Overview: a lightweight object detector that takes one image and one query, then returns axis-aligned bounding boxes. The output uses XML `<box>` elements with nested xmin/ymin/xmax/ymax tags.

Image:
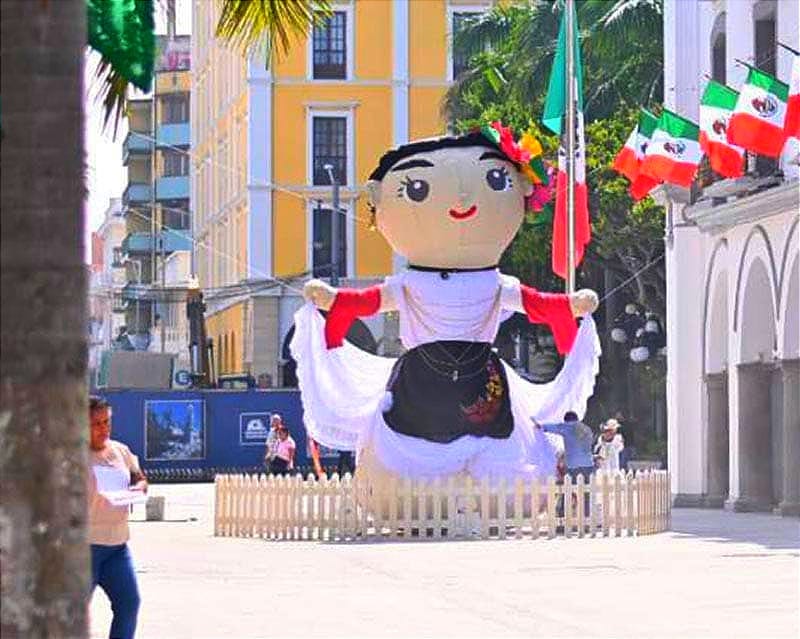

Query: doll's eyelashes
<box><xmin>397</xmin><ymin>176</ymin><xmax>430</xmax><ymax>203</ymax></box>
<box><xmin>486</xmin><ymin>166</ymin><xmax>512</xmax><ymax>192</ymax></box>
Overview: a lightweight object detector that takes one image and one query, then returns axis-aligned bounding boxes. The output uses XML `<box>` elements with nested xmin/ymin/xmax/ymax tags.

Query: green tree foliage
<box><xmin>445</xmin><ymin>0</ymin><xmax>665</xmax><ymax>312</ymax></box>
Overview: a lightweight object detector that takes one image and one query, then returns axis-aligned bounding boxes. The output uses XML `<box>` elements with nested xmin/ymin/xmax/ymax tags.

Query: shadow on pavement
<box><xmin>669</xmin><ymin>507</ymin><xmax>800</xmax><ymax>551</ymax></box>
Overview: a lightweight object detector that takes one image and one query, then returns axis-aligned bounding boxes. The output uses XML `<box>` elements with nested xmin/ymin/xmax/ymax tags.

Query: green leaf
<box><xmin>215</xmin><ymin>0</ymin><xmax>333</xmax><ymax>65</ymax></box>
<box><xmin>483</xmin><ymin>66</ymin><xmax>507</xmax><ymax>94</ymax></box>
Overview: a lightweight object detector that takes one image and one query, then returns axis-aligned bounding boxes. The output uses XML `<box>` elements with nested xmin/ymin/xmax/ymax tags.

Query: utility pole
<box><xmin>565</xmin><ymin>0</ymin><xmax>576</xmax><ymax>295</ymax></box>
<box><xmin>324</xmin><ymin>163</ymin><xmax>341</xmax><ymax>287</ymax></box>
<box><xmin>158</xmin><ymin>0</ymin><xmax>176</xmax><ymax>354</ymax></box>
<box><xmin>160</xmin><ymin>234</ymin><xmax>166</xmax><ymax>353</ymax></box>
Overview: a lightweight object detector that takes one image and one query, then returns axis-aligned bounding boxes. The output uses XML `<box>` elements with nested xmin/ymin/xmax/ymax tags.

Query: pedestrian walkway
<box><xmin>91</xmin><ymin>483</ymin><xmax>799</xmax><ymax>639</ymax></box>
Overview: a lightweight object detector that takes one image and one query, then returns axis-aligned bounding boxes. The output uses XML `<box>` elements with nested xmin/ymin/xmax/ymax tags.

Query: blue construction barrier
<box><xmin>98</xmin><ymin>389</ymin><xmax>314</xmax><ymax>481</ymax></box>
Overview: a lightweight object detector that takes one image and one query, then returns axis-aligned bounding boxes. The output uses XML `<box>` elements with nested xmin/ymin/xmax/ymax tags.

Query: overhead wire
<box><xmin>125</xmin><ymin>130</ymin><xmax>374</xmax><ymax>226</ymax></box>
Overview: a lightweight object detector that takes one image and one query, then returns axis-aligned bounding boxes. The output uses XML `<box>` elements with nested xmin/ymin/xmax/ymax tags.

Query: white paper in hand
<box><xmin>93</xmin><ymin>465</ymin><xmax>147</xmax><ymax>507</ymax></box>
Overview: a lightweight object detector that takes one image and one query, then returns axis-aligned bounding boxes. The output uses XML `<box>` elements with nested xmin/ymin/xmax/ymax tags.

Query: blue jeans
<box><xmin>90</xmin><ymin>544</ymin><xmax>140</xmax><ymax>639</ymax></box>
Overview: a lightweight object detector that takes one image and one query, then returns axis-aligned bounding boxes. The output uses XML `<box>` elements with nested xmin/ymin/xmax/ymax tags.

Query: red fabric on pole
<box><xmin>324</xmin><ymin>286</ymin><xmax>382</xmax><ymax>349</ymax></box>
<box><xmin>520</xmin><ymin>285</ymin><xmax>577</xmax><ymax>355</ymax></box>
<box><xmin>552</xmin><ymin>169</ymin><xmax>590</xmax><ymax>280</ymax></box>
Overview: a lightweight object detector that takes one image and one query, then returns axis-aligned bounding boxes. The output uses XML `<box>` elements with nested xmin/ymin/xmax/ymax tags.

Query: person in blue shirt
<box><xmin>543</xmin><ymin>411</ymin><xmax>595</xmax><ymax>481</ymax></box>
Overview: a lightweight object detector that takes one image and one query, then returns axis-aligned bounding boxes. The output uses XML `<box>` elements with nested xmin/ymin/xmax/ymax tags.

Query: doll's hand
<box><xmin>303</xmin><ymin>279</ymin><xmax>337</xmax><ymax>310</ymax></box>
<box><xmin>569</xmin><ymin>289</ymin><xmax>598</xmax><ymax>317</ymax></box>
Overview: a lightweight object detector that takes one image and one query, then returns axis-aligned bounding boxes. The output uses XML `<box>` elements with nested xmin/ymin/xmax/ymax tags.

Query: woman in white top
<box><xmin>87</xmin><ymin>396</ymin><xmax>147</xmax><ymax>639</ymax></box>
<box><xmin>294</xmin><ymin>126</ymin><xmax>600</xmax><ymax>485</ymax></box>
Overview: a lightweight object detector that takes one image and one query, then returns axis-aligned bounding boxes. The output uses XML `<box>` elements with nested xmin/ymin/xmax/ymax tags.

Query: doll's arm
<box><xmin>519</xmin><ymin>285</ymin><xmax>579</xmax><ymax>355</ymax></box>
<box><xmin>506</xmin><ymin>280</ymin><xmax>598</xmax><ymax>354</ymax></box>
<box><xmin>303</xmin><ymin>279</ymin><xmax>395</xmax><ymax>349</ymax></box>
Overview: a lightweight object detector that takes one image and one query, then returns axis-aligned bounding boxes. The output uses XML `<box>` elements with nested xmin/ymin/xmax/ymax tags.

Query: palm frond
<box><xmin>93</xmin><ymin>55</ymin><xmax>129</xmax><ymax>139</ymax></box>
<box><xmin>216</xmin><ymin>0</ymin><xmax>333</xmax><ymax>64</ymax></box>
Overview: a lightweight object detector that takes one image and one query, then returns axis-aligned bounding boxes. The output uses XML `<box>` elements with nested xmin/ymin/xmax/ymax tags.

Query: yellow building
<box><xmin>192</xmin><ymin>0</ymin><xmax>492</xmax><ymax>384</ymax></box>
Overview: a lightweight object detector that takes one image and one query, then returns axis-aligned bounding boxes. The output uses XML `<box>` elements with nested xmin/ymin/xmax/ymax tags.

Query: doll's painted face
<box><xmin>368</xmin><ymin>144</ymin><xmax>532</xmax><ymax>268</ymax></box>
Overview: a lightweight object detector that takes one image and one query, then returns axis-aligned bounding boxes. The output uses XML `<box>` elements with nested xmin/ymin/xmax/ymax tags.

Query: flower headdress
<box><xmin>480</xmin><ymin>121</ymin><xmax>550</xmax><ymax>186</ymax></box>
<box><xmin>480</xmin><ymin>121</ymin><xmax>553</xmax><ymax>211</ymax></box>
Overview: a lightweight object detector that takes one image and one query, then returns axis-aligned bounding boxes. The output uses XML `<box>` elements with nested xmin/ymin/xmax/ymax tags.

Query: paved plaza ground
<box><xmin>90</xmin><ymin>483</ymin><xmax>799</xmax><ymax>639</ymax></box>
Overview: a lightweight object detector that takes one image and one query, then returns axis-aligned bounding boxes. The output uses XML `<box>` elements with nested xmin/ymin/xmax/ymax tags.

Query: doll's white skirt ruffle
<box><xmin>290</xmin><ymin>302</ymin><xmax>601</xmax><ymax>483</ymax></box>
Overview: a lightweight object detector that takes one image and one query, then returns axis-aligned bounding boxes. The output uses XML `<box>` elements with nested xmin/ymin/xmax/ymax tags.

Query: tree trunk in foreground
<box><xmin>1</xmin><ymin>1</ymin><xmax>89</xmax><ymax>637</ymax></box>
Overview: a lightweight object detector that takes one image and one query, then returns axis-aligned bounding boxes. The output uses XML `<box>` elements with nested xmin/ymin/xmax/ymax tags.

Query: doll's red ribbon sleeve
<box><xmin>520</xmin><ymin>285</ymin><xmax>577</xmax><ymax>355</ymax></box>
<box><xmin>324</xmin><ymin>286</ymin><xmax>382</xmax><ymax>349</ymax></box>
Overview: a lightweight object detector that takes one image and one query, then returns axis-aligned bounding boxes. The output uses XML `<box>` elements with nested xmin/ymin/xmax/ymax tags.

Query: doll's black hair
<box><xmin>367</xmin><ymin>131</ymin><xmax>519</xmax><ymax>182</ymax></box>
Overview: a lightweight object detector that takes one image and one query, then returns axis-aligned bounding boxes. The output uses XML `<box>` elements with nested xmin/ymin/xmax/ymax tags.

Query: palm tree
<box><xmin>216</xmin><ymin>0</ymin><xmax>332</xmax><ymax>62</ymax></box>
<box><xmin>445</xmin><ymin>0</ymin><xmax>663</xmax><ymax>124</ymax></box>
<box><xmin>1</xmin><ymin>1</ymin><xmax>90</xmax><ymax>637</ymax></box>
<box><xmin>1</xmin><ymin>2</ymin><xmax>337</xmax><ymax>636</ymax></box>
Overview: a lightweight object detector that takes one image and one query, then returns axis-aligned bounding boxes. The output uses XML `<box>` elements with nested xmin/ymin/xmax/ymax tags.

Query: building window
<box><xmin>161</xmin><ymin>93</ymin><xmax>189</xmax><ymax>124</ymax></box>
<box><xmin>452</xmin><ymin>12</ymin><xmax>478</xmax><ymax>80</ymax></box>
<box><xmin>754</xmin><ymin>12</ymin><xmax>776</xmax><ymax>75</ymax></box>
<box><xmin>312</xmin><ymin>116</ymin><xmax>347</xmax><ymax>185</ymax></box>
<box><xmin>313</xmin><ymin>11</ymin><xmax>347</xmax><ymax>79</ymax></box>
<box><xmin>753</xmin><ymin>4</ymin><xmax>777</xmax><ymax>175</ymax></box>
<box><xmin>710</xmin><ymin>13</ymin><xmax>726</xmax><ymax>83</ymax></box>
<box><xmin>312</xmin><ymin>204</ymin><xmax>347</xmax><ymax>278</ymax></box>
<box><xmin>163</xmin><ymin>150</ymin><xmax>189</xmax><ymax>177</ymax></box>
<box><xmin>161</xmin><ymin>200</ymin><xmax>189</xmax><ymax>230</ymax></box>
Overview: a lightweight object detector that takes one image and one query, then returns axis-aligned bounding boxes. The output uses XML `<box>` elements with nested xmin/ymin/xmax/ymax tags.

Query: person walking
<box><xmin>88</xmin><ymin>396</ymin><xmax>147</xmax><ymax>639</ymax></box>
<box><xmin>269</xmin><ymin>426</ymin><xmax>296</xmax><ymax>476</ymax></box>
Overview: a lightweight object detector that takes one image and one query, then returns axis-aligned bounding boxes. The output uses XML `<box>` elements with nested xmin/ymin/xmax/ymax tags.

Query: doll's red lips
<box><xmin>449</xmin><ymin>205</ymin><xmax>477</xmax><ymax>220</ymax></box>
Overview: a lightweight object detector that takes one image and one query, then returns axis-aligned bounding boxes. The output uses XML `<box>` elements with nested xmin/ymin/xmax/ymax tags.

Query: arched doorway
<box><xmin>736</xmin><ymin>257</ymin><xmax>778</xmax><ymax>511</ymax></box>
<box><xmin>280</xmin><ymin>312</ymin><xmax>378</xmax><ymax>388</ymax></box>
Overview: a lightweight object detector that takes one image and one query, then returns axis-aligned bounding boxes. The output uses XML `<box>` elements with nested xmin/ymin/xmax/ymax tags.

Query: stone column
<box><xmin>728</xmin><ymin>362</ymin><xmax>774</xmax><ymax>512</ymax></box>
<box><xmin>705</xmin><ymin>372</ymin><xmax>729</xmax><ymax>508</ymax></box>
<box><xmin>779</xmin><ymin>359</ymin><xmax>800</xmax><ymax>516</ymax></box>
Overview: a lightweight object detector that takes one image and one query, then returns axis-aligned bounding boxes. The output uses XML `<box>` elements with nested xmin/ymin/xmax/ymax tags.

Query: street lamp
<box><xmin>323</xmin><ymin>163</ymin><xmax>341</xmax><ymax>287</ymax></box>
<box><xmin>609</xmin><ymin>304</ymin><xmax>666</xmax><ymax>362</ymax></box>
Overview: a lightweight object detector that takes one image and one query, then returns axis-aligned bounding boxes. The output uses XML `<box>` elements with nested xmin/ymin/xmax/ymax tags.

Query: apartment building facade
<box><xmin>119</xmin><ymin>34</ymin><xmax>193</xmax><ymax>356</ymax></box>
<box><xmin>88</xmin><ymin>198</ymin><xmax>127</xmax><ymax>382</ymax></box>
<box><xmin>192</xmin><ymin>0</ymin><xmax>492</xmax><ymax>384</ymax></box>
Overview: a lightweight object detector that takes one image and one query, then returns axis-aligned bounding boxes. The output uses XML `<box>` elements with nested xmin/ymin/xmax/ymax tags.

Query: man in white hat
<box><xmin>594</xmin><ymin>418</ymin><xmax>624</xmax><ymax>473</ymax></box>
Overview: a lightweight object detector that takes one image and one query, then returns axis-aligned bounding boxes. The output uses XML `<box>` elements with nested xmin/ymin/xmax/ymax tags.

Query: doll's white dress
<box><xmin>290</xmin><ymin>268</ymin><xmax>600</xmax><ymax>483</ymax></box>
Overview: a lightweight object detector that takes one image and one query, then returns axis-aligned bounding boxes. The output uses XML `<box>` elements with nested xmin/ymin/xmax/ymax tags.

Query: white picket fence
<box><xmin>214</xmin><ymin>470</ymin><xmax>671</xmax><ymax>541</ymax></box>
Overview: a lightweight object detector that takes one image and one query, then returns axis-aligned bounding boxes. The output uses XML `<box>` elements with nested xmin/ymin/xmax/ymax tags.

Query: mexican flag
<box><xmin>542</xmin><ymin>2</ymin><xmax>590</xmax><ymax>281</ymax></box>
<box><xmin>628</xmin><ymin>110</ymin><xmax>661</xmax><ymax>200</ymax></box>
<box><xmin>700</xmin><ymin>80</ymin><xmax>744</xmax><ymax>178</ymax></box>
<box><xmin>640</xmin><ymin>110</ymin><xmax>702</xmax><ymax>188</ymax></box>
<box><xmin>786</xmin><ymin>54</ymin><xmax>800</xmax><ymax>138</ymax></box>
<box><xmin>727</xmin><ymin>66</ymin><xmax>789</xmax><ymax>158</ymax></box>
<box><xmin>613</xmin><ymin>124</ymin><xmax>642</xmax><ymax>182</ymax></box>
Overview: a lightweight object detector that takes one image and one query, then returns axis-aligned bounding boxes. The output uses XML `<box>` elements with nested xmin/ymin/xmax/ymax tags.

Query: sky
<box><xmin>84</xmin><ymin>0</ymin><xmax>192</xmax><ymax>262</ymax></box>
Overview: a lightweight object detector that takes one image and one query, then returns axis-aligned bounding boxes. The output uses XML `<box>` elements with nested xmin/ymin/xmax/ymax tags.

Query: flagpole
<box><xmin>565</xmin><ymin>0</ymin><xmax>576</xmax><ymax>294</ymax></box>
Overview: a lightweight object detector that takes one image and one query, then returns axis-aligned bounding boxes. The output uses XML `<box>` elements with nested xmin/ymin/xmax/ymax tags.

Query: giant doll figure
<box><xmin>292</xmin><ymin>124</ymin><xmax>600</xmax><ymax>485</ymax></box>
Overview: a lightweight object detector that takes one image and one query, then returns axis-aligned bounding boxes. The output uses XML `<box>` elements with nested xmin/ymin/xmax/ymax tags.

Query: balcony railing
<box><xmin>156</xmin><ymin>122</ymin><xmax>190</xmax><ymax>148</ymax></box>
<box><xmin>122</xmin><ymin>182</ymin><xmax>152</xmax><ymax>206</ymax></box>
<box><xmin>122</xmin><ymin>131</ymin><xmax>152</xmax><ymax>165</ymax></box>
<box><xmin>156</xmin><ymin>175</ymin><xmax>189</xmax><ymax>200</ymax></box>
<box><xmin>120</xmin><ymin>230</ymin><xmax>192</xmax><ymax>256</ymax></box>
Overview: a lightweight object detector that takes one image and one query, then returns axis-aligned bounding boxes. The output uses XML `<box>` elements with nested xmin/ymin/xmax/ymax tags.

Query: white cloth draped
<box><xmin>290</xmin><ymin>301</ymin><xmax>601</xmax><ymax>482</ymax></box>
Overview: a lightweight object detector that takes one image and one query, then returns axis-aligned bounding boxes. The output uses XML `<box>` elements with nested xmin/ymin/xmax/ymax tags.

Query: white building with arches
<box><xmin>662</xmin><ymin>0</ymin><xmax>799</xmax><ymax>515</ymax></box>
